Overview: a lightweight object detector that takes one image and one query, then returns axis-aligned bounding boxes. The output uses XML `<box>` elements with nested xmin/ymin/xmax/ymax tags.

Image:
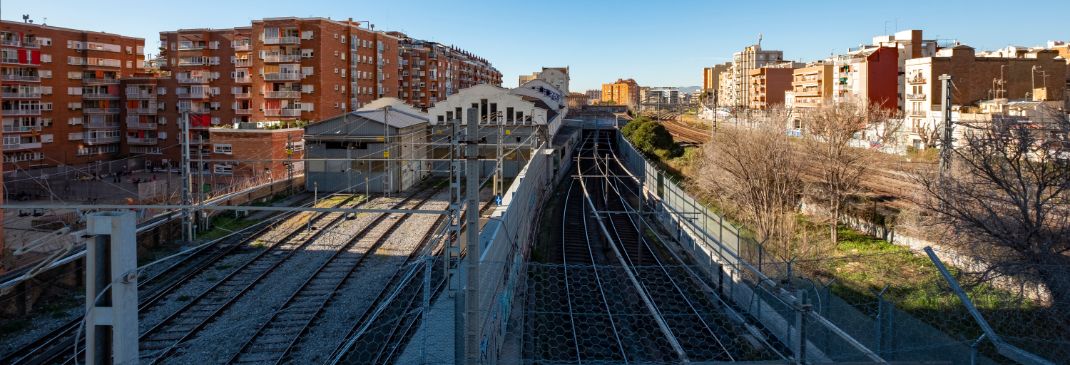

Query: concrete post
<box><xmin>85</xmin><ymin>211</ymin><xmax>138</xmax><ymax>365</ymax></box>
<box><xmin>464</xmin><ymin>107</ymin><xmax>482</xmax><ymax>364</ymax></box>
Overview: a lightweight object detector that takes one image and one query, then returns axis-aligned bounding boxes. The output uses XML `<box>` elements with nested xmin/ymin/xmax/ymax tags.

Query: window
<box><xmin>213</xmin><ymin>164</ymin><xmax>233</xmax><ymax>175</ymax></box>
<box><xmin>213</xmin><ymin>144</ymin><xmax>232</xmax><ymax>154</ymax></box>
<box><xmin>41</xmin><ymin>54</ymin><xmax>51</xmax><ymax>63</ymax></box>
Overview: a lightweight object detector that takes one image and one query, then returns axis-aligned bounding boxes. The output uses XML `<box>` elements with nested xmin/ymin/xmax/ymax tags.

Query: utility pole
<box><xmin>449</xmin><ymin>106</ymin><xmax>463</xmax><ymax>364</ymax></box>
<box><xmin>456</xmin><ymin>107</ymin><xmax>481</xmax><ymax>365</ymax></box>
<box><xmin>196</xmin><ymin>134</ymin><xmax>205</xmax><ymax>231</ymax></box>
<box><xmin>383</xmin><ymin>105</ymin><xmax>392</xmax><ymax>196</ymax></box>
<box><xmin>494</xmin><ymin>111</ymin><xmax>504</xmax><ymax>199</ymax></box>
<box><xmin>180</xmin><ymin>111</ymin><xmax>193</xmax><ymax>244</ymax></box>
<box><xmin>938</xmin><ymin>74</ymin><xmax>953</xmax><ymax>178</ymax></box>
<box><xmin>286</xmin><ymin>134</ymin><xmax>294</xmax><ymax>196</ymax></box>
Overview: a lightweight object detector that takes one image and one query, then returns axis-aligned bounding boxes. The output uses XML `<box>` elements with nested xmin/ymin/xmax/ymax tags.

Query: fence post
<box><xmin>794</xmin><ymin>289</ymin><xmax>810</xmax><ymax>364</ymax></box>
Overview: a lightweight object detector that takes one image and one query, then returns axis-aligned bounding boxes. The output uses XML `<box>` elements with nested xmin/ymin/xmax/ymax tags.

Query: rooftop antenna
<box><xmin>22</xmin><ymin>14</ymin><xmax>29</xmax><ymax>23</ymax></box>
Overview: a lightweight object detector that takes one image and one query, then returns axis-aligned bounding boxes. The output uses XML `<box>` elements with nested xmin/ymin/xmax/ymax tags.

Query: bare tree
<box><xmin>919</xmin><ymin>107</ymin><xmax>1070</xmax><ymax>311</ymax></box>
<box><xmin>696</xmin><ymin>107</ymin><xmax>810</xmax><ymax>260</ymax></box>
<box><xmin>800</xmin><ymin>99</ymin><xmax>897</xmax><ymax>244</ymax></box>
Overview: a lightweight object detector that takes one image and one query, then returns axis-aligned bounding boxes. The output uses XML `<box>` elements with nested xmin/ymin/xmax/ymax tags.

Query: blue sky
<box><xmin>3</xmin><ymin>0</ymin><xmax>1067</xmax><ymax>91</ymax></box>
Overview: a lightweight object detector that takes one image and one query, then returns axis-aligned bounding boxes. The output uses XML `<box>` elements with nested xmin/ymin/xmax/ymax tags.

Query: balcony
<box><xmin>177</xmin><ymin>44</ymin><xmax>205</xmax><ymax>51</ymax></box>
<box><xmin>126</xmin><ymin>136</ymin><xmax>158</xmax><ymax>145</ymax></box>
<box><xmin>234</xmin><ymin>108</ymin><xmax>252</xmax><ymax>115</ymax></box>
<box><xmin>126</xmin><ymin>121</ymin><xmax>158</xmax><ymax>130</ymax></box>
<box><xmin>1</xmin><ymin>109</ymin><xmax>41</xmax><ymax>116</ymax></box>
<box><xmin>83</xmin><ymin>78</ymin><xmax>121</xmax><ymax>85</ymax></box>
<box><xmin>906</xmin><ymin>93</ymin><xmax>926</xmax><ymax>101</ymax></box>
<box><xmin>84</xmin><ymin>136</ymin><xmax>121</xmax><ymax>145</ymax></box>
<box><xmin>85</xmin><ymin>120</ymin><xmax>121</xmax><ymax>129</ymax></box>
<box><xmin>83</xmin><ymin>107</ymin><xmax>121</xmax><ymax>114</ymax></box>
<box><xmin>82</xmin><ymin>93</ymin><xmax>120</xmax><ymax>100</ymax></box>
<box><xmin>908</xmin><ymin>75</ymin><xmax>927</xmax><ymax>85</ymax></box>
<box><xmin>3</xmin><ymin>125</ymin><xmax>41</xmax><ymax>133</ymax></box>
<box><xmin>263</xmin><ymin>72</ymin><xmax>302</xmax><ymax>81</ymax></box>
<box><xmin>180</xmin><ymin>90</ymin><xmax>211</xmax><ymax>99</ymax></box>
<box><xmin>1</xmin><ymin>58</ymin><xmax>39</xmax><ymax>66</ymax></box>
<box><xmin>1</xmin><ymin>90</ymin><xmax>41</xmax><ymax>98</ymax></box>
<box><xmin>0</xmin><ymin>38</ymin><xmax>38</xmax><ymax>48</ymax></box>
<box><xmin>261</xmin><ymin>36</ymin><xmax>301</xmax><ymax>45</ymax></box>
<box><xmin>262</xmin><ymin>54</ymin><xmax>301</xmax><ymax>63</ymax></box>
<box><xmin>128</xmin><ymin>105</ymin><xmax>158</xmax><ymax>114</ymax></box>
<box><xmin>234</xmin><ymin>59</ymin><xmax>253</xmax><ymax>67</ymax></box>
<box><xmin>908</xmin><ymin>110</ymin><xmax>928</xmax><ymax>118</ymax></box>
<box><xmin>264</xmin><ymin>90</ymin><xmax>301</xmax><ymax>98</ymax></box>
<box><xmin>233</xmin><ymin>92</ymin><xmax>251</xmax><ymax>99</ymax></box>
<box><xmin>234</xmin><ymin>76</ymin><xmax>252</xmax><ymax>83</ymax></box>
<box><xmin>263</xmin><ymin>108</ymin><xmax>302</xmax><ymax>117</ymax></box>
<box><xmin>1</xmin><ymin>74</ymin><xmax>41</xmax><ymax>82</ymax></box>
<box><xmin>233</xmin><ymin>43</ymin><xmax>251</xmax><ymax>51</ymax></box>
<box><xmin>3</xmin><ymin>141</ymin><xmax>42</xmax><ymax>150</ymax></box>
<box><xmin>177</xmin><ymin>75</ymin><xmax>210</xmax><ymax>84</ymax></box>
<box><xmin>126</xmin><ymin>91</ymin><xmax>156</xmax><ymax>99</ymax></box>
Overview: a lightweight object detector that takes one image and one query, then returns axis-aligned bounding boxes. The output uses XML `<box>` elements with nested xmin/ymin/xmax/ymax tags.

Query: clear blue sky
<box><xmin>3</xmin><ymin>0</ymin><xmax>1067</xmax><ymax>91</ymax></box>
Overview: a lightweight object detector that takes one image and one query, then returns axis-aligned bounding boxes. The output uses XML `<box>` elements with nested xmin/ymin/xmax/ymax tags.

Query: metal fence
<box><xmin>614</xmin><ymin>131</ymin><xmax>1065</xmax><ymax>364</ymax></box>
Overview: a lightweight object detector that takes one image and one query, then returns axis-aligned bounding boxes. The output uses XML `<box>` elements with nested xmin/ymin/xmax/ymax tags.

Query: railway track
<box><xmin>223</xmin><ymin>184</ymin><xmax>447</xmax><ymax>365</ymax></box>
<box><xmin>525</xmin><ymin>130</ymin><xmax>783</xmax><ymax>363</ymax></box>
<box><xmin>133</xmin><ymin>194</ymin><xmax>367</xmax><ymax>364</ymax></box>
<box><xmin>660</xmin><ymin>118</ymin><xmax>710</xmax><ymax>144</ymax></box>
<box><xmin>324</xmin><ymin>191</ymin><xmax>496</xmax><ymax>365</ymax></box>
<box><xmin>0</xmin><ymin>193</ymin><xmax>329</xmax><ymax>365</ymax></box>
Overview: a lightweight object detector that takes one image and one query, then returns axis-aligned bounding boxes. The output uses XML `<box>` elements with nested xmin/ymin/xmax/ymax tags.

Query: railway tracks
<box><xmin>525</xmin><ymin>130</ymin><xmax>784</xmax><ymax>363</ymax></box>
<box><xmin>134</xmin><ymin>194</ymin><xmax>368</xmax><ymax>364</ymax></box>
<box><xmin>224</xmin><ymin>184</ymin><xmax>446</xmax><ymax>365</ymax></box>
<box><xmin>0</xmin><ymin>193</ymin><xmax>328</xmax><ymax>365</ymax></box>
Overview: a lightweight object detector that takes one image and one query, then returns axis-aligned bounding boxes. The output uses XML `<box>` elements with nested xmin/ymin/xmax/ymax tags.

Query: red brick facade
<box><xmin>2</xmin><ymin>20</ymin><xmax>145</xmax><ymax>171</ymax></box>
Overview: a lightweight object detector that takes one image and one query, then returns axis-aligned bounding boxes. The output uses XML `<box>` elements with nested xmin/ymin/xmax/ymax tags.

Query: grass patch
<box><xmin>199</xmin><ymin>214</ymin><xmax>258</xmax><ymax>241</ymax></box>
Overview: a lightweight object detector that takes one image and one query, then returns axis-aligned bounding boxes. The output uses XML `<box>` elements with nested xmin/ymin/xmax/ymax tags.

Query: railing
<box><xmin>3</xmin><ymin>141</ymin><xmax>42</xmax><ymax>150</ymax></box>
<box><xmin>180</xmin><ymin>90</ymin><xmax>211</xmax><ymax>99</ymax></box>
<box><xmin>1</xmin><ymin>58</ymin><xmax>39</xmax><ymax>66</ymax></box>
<box><xmin>909</xmin><ymin>110</ymin><xmax>928</xmax><ymax>117</ymax></box>
<box><xmin>261</xmin><ymin>36</ymin><xmax>301</xmax><ymax>45</ymax></box>
<box><xmin>0</xmin><ymin>38</ymin><xmax>20</xmax><ymax>47</ymax></box>
<box><xmin>233</xmin><ymin>43</ymin><xmax>251</xmax><ymax>51</ymax></box>
<box><xmin>263</xmin><ymin>108</ymin><xmax>302</xmax><ymax>117</ymax></box>
<box><xmin>2</xmin><ymin>109</ymin><xmax>42</xmax><ymax>116</ymax></box>
<box><xmin>83</xmin><ymin>78</ymin><xmax>121</xmax><ymax>85</ymax></box>
<box><xmin>233</xmin><ymin>92</ymin><xmax>251</xmax><ymax>98</ymax></box>
<box><xmin>126</xmin><ymin>136</ymin><xmax>158</xmax><ymax>145</ymax></box>
<box><xmin>125</xmin><ymin>91</ymin><xmax>156</xmax><ymax>99</ymax></box>
<box><xmin>234</xmin><ymin>76</ymin><xmax>252</xmax><ymax>83</ymax></box>
<box><xmin>177</xmin><ymin>75</ymin><xmax>209</xmax><ymax>83</ymax></box>
<box><xmin>85</xmin><ymin>121</ymin><xmax>121</xmax><ymax>129</ymax></box>
<box><xmin>1</xmin><ymin>91</ymin><xmax>41</xmax><ymax>98</ymax></box>
<box><xmin>177</xmin><ymin>44</ymin><xmax>204</xmax><ymax>51</ymax></box>
<box><xmin>82</xmin><ymin>92</ymin><xmax>120</xmax><ymax>100</ymax></box>
<box><xmin>127</xmin><ymin>105</ymin><xmax>158</xmax><ymax>114</ymax></box>
<box><xmin>909</xmin><ymin>75</ymin><xmax>927</xmax><ymax>84</ymax></box>
<box><xmin>907</xmin><ymin>93</ymin><xmax>926</xmax><ymax>101</ymax></box>
<box><xmin>264</xmin><ymin>90</ymin><xmax>301</xmax><ymax>98</ymax></box>
<box><xmin>2</xmin><ymin>125</ymin><xmax>42</xmax><ymax>133</ymax></box>
<box><xmin>234</xmin><ymin>108</ymin><xmax>252</xmax><ymax>115</ymax></box>
<box><xmin>262</xmin><ymin>54</ymin><xmax>301</xmax><ymax>63</ymax></box>
<box><xmin>263</xmin><ymin>72</ymin><xmax>302</xmax><ymax>81</ymax></box>
<box><xmin>126</xmin><ymin>121</ymin><xmax>158</xmax><ymax>130</ymax></box>
<box><xmin>1</xmin><ymin>74</ymin><xmax>40</xmax><ymax>82</ymax></box>
<box><xmin>84</xmin><ymin>136</ymin><xmax>121</xmax><ymax>145</ymax></box>
<box><xmin>234</xmin><ymin>59</ymin><xmax>253</xmax><ymax>67</ymax></box>
<box><xmin>83</xmin><ymin>107</ymin><xmax>121</xmax><ymax>114</ymax></box>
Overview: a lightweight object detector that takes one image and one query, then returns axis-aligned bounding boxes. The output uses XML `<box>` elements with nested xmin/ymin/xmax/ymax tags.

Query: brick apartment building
<box><xmin>2</xmin><ymin>20</ymin><xmax>146</xmax><ymax>172</ymax></box>
<box><xmin>747</xmin><ymin>66</ymin><xmax>794</xmax><ymax>110</ymax></box>
<box><xmin>142</xmin><ymin>17</ymin><xmax>500</xmax><ymax>170</ymax></box>
<box><xmin>2</xmin><ymin>17</ymin><xmax>499</xmax><ymax>175</ymax></box>
<box><xmin>601</xmin><ymin>78</ymin><xmax>640</xmax><ymax>109</ymax></box>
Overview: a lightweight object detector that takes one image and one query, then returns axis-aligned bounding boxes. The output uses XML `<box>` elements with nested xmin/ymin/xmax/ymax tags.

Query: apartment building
<box><xmin>747</xmin><ymin>66</ymin><xmax>794</xmax><ymax>110</ymax></box>
<box><xmin>903</xmin><ymin>45</ymin><xmax>1066</xmax><ymax>149</ymax></box>
<box><xmin>702</xmin><ymin>63</ymin><xmax>730</xmax><ymax>105</ymax></box>
<box><xmin>1</xmin><ymin>20</ymin><xmax>145</xmax><ymax>171</ymax></box>
<box><xmin>601</xmin><ymin>78</ymin><xmax>640</xmax><ymax>109</ymax></box>
<box><xmin>393</xmin><ymin>32</ymin><xmax>502</xmax><ymax>109</ymax></box>
<box><xmin>832</xmin><ymin>46</ymin><xmax>899</xmax><ymax>111</ymax></box>
<box><xmin>584</xmin><ymin>89</ymin><xmax>601</xmax><ymax>104</ymax></box>
<box><xmin>719</xmin><ymin>45</ymin><xmax>785</xmax><ymax>109</ymax></box>
<box><xmin>143</xmin><ymin>17</ymin><xmax>500</xmax><ymax>169</ymax></box>
<box><xmin>518</xmin><ymin>67</ymin><xmax>569</xmax><ymax>93</ymax></box>
<box><xmin>791</xmin><ymin>63</ymin><xmax>834</xmax><ymax>112</ymax></box>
